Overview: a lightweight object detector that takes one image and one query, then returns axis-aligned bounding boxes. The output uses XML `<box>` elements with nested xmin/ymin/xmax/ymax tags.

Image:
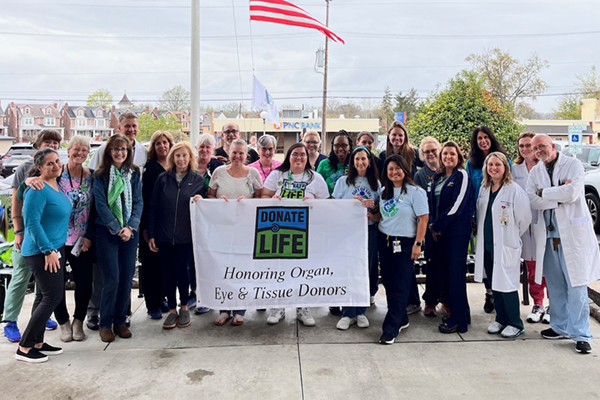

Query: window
<box><xmin>182</xmin><ymin>114</ymin><xmax>186</xmax><ymax>120</ymax></box>
<box><xmin>78</xmin><ymin>110</ymin><xmax>84</xmax><ymax>117</ymax></box>
<box><xmin>97</xmin><ymin>110</ymin><xmax>103</xmax><ymax>117</ymax></box>
<box><xmin>22</xmin><ymin>117</ymin><xmax>33</xmax><ymax>125</ymax></box>
<box><xmin>44</xmin><ymin>118</ymin><xmax>55</xmax><ymax>126</ymax></box>
<box><xmin>24</xmin><ymin>108</ymin><xmax>30</xmax><ymax>114</ymax></box>
<box><xmin>77</xmin><ymin>119</ymin><xmax>86</xmax><ymax>127</ymax></box>
<box><xmin>46</xmin><ymin>108</ymin><xmax>52</xmax><ymax>115</ymax></box>
<box><xmin>95</xmin><ymin>119</ymin><xmax>104</xmax><ymax>127</ymax></box>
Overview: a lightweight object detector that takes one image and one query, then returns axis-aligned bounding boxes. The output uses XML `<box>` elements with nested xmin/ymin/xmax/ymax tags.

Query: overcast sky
<box><xmin>1</xmin><ymin>0</ymin><xmax>599</xmax><ymax>115</ymax></box>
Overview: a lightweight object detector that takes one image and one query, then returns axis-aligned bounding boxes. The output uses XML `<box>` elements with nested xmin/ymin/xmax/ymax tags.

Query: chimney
<box><xmin>112</xmin><ymin>105</ymin><xmax>116</xmax><ymax>113</ymax></box>
<box><xmin>54</xmin><ymin>103</ymin><xmax>58</xmax><ymax>109</ymax></box>
<box><xmin>146</xmin><ymin>105</ymin><xmax>150</xmax><ymax>112</ymax></box>
<box><xmin>11</xmin><ymin>102</ymin><xmax>14</xmax><ymax>107</ymax></box>
<box><xmin>64</xmin><ymin>103</ymin><xmax>69</xmax><ymax>110</ymax></box>
<box><xmin>154</xmin><ymin>107</ymin><xmax>158</xmax><ymax>113</ymax></box>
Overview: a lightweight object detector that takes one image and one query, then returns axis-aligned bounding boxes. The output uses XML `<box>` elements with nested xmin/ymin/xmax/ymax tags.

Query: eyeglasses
<box><xmin>532</xmin><ymin>143</ymin><xmax>549</xmax><ymax>152</ymax></box>
<box><xmin>111</xmin><ymin>148</ymin><xmax>128</xmax><ymax>153</ymax></box>
<box><xmin>304</xmin><ymin>141</ymin><xmax>319</xmax><ymax>145</ymax></box>
<box><xmin>291</xmin><ymin>153</ymin><xmax>307</xmax><ymax>158</ymax></box>
<box><xmin>519</xmin><ymin>144</ymin><xmax>532</xmax><ymax>148</ymax></box>
<box><xmin>223</xmin><ymin>129</ymin><xmax>239</xmax><ymax>135</ymax></box>
<box><xmin>422</xmin><ymin>149</ymin><xmax>438</xmax><ymax>155</ymax></box>
<box><xmin>333</xmin><ymin>144</ymin><xmax>349</xmax><ymax>149</ymax></box>
<box><xmin>260</xmin><ymin>147</ymin><xmax>274</xmax><ymax>153</ymax></box>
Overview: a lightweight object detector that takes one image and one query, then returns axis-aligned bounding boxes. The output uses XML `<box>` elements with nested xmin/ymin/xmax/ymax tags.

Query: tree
<box><xmin>575</xmin><ymin>65</ymin><xmax>600</xmax><ymax>98</ymax></box>
<box><xmin>514</xmin><ymin>102</ymin><xmax>543</xmax><ymax>119</ymax></box>
<box><xmin>87</xmin><ymin>89</ymin><xmax>113</xmax><ymax>107</ymax></box>
<box><xmin>393</xmin><ymin>88</ymin><xmax>419</xmax><ymax>120</ymax></box>
<box><xmin>379</xmin><ymin>86</ymin><xmax>395</xmax><ymax>133</ymax></box>
<box><xmin>554</xmin><ymin>95</ymin><xmax>581</xmax><ymax>120</ymax></box>
<box><xmin>159</xmin><ymin>85</ymin><xmax>190</xmax><ymax>112</ymax></box>
<box><xmin>137</xmin><ymin>113</ymin><xmax>182</xmax><ymax>142</ymax></box>
<box><xmin>407</xmin><ymin>70</ymin><xmax>522</xmax><ymax>159</ymax></box>
<box><xmin>466</xmin><ymin>48</ymin><xmax>549</xmax><ymax>108</ymax></box>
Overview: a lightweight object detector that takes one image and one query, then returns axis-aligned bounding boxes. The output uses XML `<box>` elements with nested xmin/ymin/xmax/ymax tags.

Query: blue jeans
<box><xmin>96</xmin><ymin>225</ymin><xmax>139</xmax><ymax>330</ymax></box>
<box><xmin>342</xmin><ymin>224</ymin><xmax>377</xmax><ymax>318</ymax></box>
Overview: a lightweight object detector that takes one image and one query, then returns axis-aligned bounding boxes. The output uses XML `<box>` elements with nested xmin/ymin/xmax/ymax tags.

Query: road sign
<box><xmin>569</xmin><ymin>124</ymin><xmax>583</xmax><ymax>154</ymax></box>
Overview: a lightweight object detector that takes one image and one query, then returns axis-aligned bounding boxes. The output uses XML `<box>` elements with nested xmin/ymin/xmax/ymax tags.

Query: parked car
<box><xmin>1</xmin><ymin>143</ymin><xmax>35</xmax><ymax>177</ymax></box>
<box><xmin>584</xmin><ymin>168</ymin><xmax>600</xmax><ymax>232</ymax></box>
<box><xmin>562</xmin><ymin>144</ymin><xmax>600</xmax><ymax>172</ymax></box>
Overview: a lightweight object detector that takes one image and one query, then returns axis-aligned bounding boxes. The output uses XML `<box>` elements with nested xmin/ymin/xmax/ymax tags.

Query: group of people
<box><xmin>3</xmin><ymin>115</ymin><xmax>599</xmax><ymax>363</ymax></box>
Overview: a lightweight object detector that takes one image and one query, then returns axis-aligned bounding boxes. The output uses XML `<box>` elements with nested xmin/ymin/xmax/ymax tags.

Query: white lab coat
<box><xmin>475</xmin><ymin>182</ymin><xmax>532</xmax><ymax>292</ymax></box>
<box><xmin>511</xmin><ymin>162</ymin><xmax>536</xmax><ymax>261</ymax></box>
<box><xmin>89</xmin><ymin>140</ymin><xmax>148</xmax><ymax>170</ymax></box>
<box><xmin>526</xmin><ymin>153</ymin><xmax>600</xmax><ymax>287</ymax></box>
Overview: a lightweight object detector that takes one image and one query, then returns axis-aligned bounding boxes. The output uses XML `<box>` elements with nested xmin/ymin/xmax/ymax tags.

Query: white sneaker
<box><xmin>296</xmin><ymin>308</ymin><xmax>316</xmax><ymax>326</ymax></box>
<box><xmin>542</xmin><ymin>306</ymin><xmax>550</xmax><ymax>324</ymax></box>
<box><xmin>370</xmin><ymin>296</ymin><xmax>376</xmax><ymax>305</ymax></box>
<box><xmin>336</xmin><ymin>316</ymin><xmax>356</xmax><ymax>330</ymax></box>
<box><xmin>487</xmin><ymin>321</ymin><xmax>506</xmax><ymax>334</ymax></box>
<box><xmin>267</xmin><ymin>308</ymin><xmax>285</xmax><ymax>325</ymax></box>
<box><xmin>356</xmin><ymin>314</ymin><xmax>369</xmax><ymax>328</ymax></box>
<box><xmin>501</xmin><ymin>325</ymin><xmax>525</xmax><ymax>338</ymax></box>
<box><xmin>527</xmin><ymin>304</ymin><xmax>544</xmax><ymax>323</ymax></box>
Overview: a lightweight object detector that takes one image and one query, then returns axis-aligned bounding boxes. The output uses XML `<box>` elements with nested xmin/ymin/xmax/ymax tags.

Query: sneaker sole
<box><xmin>576</xmin><ymin>348</ymin><xmax>591</xmax><ymax>354</ymax></box>
<box><xmin>15</xmin><ymin>354</ymin><xmax>48</xmax><ymax>363</ymax></box>
<box><xmin>406</xmin><ymin>307</ymin><xmax>422</xmax><ymax>315</ymax></box>
<box><xmin>542</xmin><ymin>334</ymin><xmax>569</xmax><ymax>340</ymax></box>
<box><xmin>177</xmin><ymin>321</ymin><xmax>191</xmax><ymax>328</ymax></box>
<box><xmin>501</xmin><ymin>329</ymin><xmax>525</xmax><ymax>339</ymax></box>
<box><xmin>380</xmin><ymin>338</ymin><xmax>395</xmax><ymax>345</ymax></box>
<box><xmin>163</xmin><ymin>322</ymin><xmax>178</xmax><ymax>330</ymax></box>
<box><xmin>526</xmin><ymin>317</ymin><xmax>542</xmax><ymax>323</ymax></box>
<box><xmin>6</xmin><ymin>336</ymin><xmax>21</xmax><ymax>343</ymax></box>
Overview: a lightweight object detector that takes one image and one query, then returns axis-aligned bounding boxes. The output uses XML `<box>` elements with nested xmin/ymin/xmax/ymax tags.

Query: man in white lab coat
<box><xmin>527</xmin><ymin>134</ymin><xmax>600</xmax><ymax>354</ymax></box>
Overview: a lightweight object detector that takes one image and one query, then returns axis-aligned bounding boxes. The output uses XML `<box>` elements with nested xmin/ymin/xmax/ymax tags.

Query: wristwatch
<box><xmin>414</xmin><ymin>241</ymin><xmax>423</xmax><ymax>247</ymax></box>
<box><xmin>44</xmin><ymin>249</ymin><xmax>57</xmax><ymax>256</ymax></box>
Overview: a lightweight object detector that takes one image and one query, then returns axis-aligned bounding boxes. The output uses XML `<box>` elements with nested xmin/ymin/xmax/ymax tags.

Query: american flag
<box><xmin>249</xmin><ymin>0</ymin><xmax>345</xmax><ymax>44</ymax></box>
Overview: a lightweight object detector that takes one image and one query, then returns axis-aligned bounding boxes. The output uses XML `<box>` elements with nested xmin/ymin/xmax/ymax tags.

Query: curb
<box><xmin>589</xmin><ymin>286</ymin><xmax>600</xmax><ymax>324</ymax></box>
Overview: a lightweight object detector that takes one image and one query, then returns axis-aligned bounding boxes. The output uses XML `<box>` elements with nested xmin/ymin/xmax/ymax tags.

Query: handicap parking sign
<box><xmin>571</xmin><ymin>134</ymin><xmax>580</xmax><ymax>143</ymax></box>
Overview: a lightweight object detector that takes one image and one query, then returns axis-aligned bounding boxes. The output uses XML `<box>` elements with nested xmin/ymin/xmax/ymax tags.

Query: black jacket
<box><xmin>147</xmin><ymin>169</ymin><xmax>206</xmax><ymax>244</ymax></box>
<box><xmin>140</xmin><ymin>159</ymin><xmax>166</xmax><ymax>231</ymax></box>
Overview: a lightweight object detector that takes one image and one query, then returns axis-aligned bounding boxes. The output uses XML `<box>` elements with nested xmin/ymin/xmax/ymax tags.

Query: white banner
<box><xmin>191</xmin><ymin>199</ymin><xmax>369</xmax><ymax>309</ymax></box>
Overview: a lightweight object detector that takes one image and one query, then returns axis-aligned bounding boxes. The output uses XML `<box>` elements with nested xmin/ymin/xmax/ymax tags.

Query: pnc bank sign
<box><xmin>279</xmin><ymin>122</ymin><xmax>322</xmax><ymax>130</ymax></box>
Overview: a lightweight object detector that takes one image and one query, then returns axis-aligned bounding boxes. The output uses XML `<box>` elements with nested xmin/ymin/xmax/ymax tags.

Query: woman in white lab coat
<box><xmin>475</xmin><ymin>152</ymin><xmax>531</xmax><ymax>338</ymax></box>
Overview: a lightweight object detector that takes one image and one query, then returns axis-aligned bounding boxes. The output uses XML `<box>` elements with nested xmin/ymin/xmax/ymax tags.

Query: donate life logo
<box><xmin>253</xmin><ymin>207</ymin><xmax>309</xmax><ymax>259</ymax></box>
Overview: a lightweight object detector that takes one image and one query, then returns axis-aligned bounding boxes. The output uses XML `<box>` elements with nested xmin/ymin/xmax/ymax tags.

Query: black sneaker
<box><xmin>86</xmin><ymin>316</ymin><xmax>99</xmax><ymax>331</ymax></box>
<box><xmin>576</xmin><ymin>341</ymin><xmax>592</xmax><ymax>354</ymax></box>
<box><xmin>483</xmin><ymin>293</ymin><xmax>494</xmax><ymax>314</ymax></box>
<box><xmin>329</xmin><ymin>306</ymin><xmax>342</xmax><ymax>316</ymax></box>
<box><xmin>541</xmin><ymin>328</ymin><xmax>569</xmax><ymax>340</ymax></box>
<box><xmin>379</xmin><ymin>333</ymin><xmax>395</xmax><ymax>345</ymax></box>
<box><xmin>39</xmin><ymin>342</ymin><xmax>63</xmax><ymax>355</ymax></box>
<box><xmin>15</xmin><ymin>348</ymin><xmax>48</xmax><ymax>363</ymax></box>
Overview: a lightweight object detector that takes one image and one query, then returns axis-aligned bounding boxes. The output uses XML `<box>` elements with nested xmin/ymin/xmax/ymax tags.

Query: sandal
<box><xmin>214</xmin><ymin>313</ymin><xmax>232</xmax><ymax>326</ymax></box>
<box><xmin>231</xmin><ymin>314</ymin><xmax>244</xmax><ymax>326</ymax></box>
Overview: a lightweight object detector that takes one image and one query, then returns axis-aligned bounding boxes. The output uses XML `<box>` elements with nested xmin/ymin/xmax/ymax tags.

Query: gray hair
<box><xmin>28</xmin><ymin>148</ymin><xmax>60</xmax><ymax>177</ymax></box>
<box><xmin>197</xmin><ymin>133</ymin><xmax>216</xmax><ymax>147</ymax></box>
<box><xmin>67</xmin><ymin>135</ymin><xmax>91</xmax><ymax>151</ymax></box>
<box><xmin>257</xmin><ymin>134</ymin><xmax>277</xmax><ymax>149</ymax></box>
<box><xmin>221</xmin><ymin>123</ymin><xmax>240</xmax><ymax>133</ymax></box>
<box><xmin>119</xmin><ymin>111</ymin><xmax>138</xmax><ymax>124</ymax></box>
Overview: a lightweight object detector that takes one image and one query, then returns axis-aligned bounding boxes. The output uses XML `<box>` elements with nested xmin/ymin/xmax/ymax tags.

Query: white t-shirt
<box><xmin>263</xmin><ymin>169</ymin><xmax>329</xmax><ymax>199</ymax></box>
<box><xmin>209</xmin><ymin>165</ymin><xmax>263</xmax><ymax>199</ymax></box>
<box><xmin>332</xmin><ymin>176</ymin><xmax>381</xmax><ymax>225</ymax></box>
<box><xmin>378</xmin><ymin>184</ymin><xmax>428</xmax><ymax>237</ymax></box>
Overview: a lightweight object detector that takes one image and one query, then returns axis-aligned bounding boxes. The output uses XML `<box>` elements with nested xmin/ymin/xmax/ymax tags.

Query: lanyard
<box><xmin>66</xmin><ymin>164</ymin><xmax>83</xmax><ymax>190</ymax></box>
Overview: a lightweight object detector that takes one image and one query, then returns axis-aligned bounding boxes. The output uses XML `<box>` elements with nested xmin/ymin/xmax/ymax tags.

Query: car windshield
<box><xmin>6</xmin><ymin>148</ymin><xmax>35</xmax><ymax>157</ymax></box>
<box><xmin>588</xmin><ymin>149</ymin><xmax>600</xmax><ymax>165</ymax></box>
<box><xmin>574</xmin><ymin>148</ymin><xmax>591</xmax><ymax>163</ymax></box>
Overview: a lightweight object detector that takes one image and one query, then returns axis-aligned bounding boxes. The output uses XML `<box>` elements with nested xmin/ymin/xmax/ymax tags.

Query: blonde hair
<box><xmin>166</xmin><ymin>141</ymin><xmax>197</xmax><ymax>172</ymax></box>
<box><xmin>418</xmin><ymin>136</ymin><xmax>441</xmax><ymax>161</ymax></box>
<box><xmin>67</xmin><ymin>135</ymin><xmax>90</xmax><ymax>151</ymax></box>
<box><xmin>303</xmin><ymin>130</ymin><xmax>321</xmax><ymax>143</ymax></box>
<box><xmin>482</xmin><ymin>151</ymin><xmax>514</xmax><ymax>188</ymax></box>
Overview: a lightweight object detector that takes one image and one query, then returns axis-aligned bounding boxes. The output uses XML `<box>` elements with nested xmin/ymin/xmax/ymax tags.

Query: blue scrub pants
<box><xmin>437</xmin><ymin>233</ymin><xmax>470</xmax><ymax>332</ymax></box>
<box><xmin>543</xmin><ymin>238</ymin><xmax>592</xmax><ymax>342</ymax></box>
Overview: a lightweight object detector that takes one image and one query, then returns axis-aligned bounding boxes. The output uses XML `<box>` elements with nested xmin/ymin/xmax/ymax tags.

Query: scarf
<box><xmin>108</xmin><ymin>165</ymin><xmax>132</xmax><ymax>228</ymax></box>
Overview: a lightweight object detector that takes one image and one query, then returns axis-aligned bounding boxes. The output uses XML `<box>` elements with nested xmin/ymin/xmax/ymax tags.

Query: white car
<box><xmin>584</xmin><ymin>168</ymin><xmax>600</xmax><ymax>232</ymax></box>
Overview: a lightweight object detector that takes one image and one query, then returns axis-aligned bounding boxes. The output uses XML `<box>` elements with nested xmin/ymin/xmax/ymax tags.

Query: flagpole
<box><xmin>321</xmin><ymin>0</ymin><xmax>330</xmax><ymax>152</ymax></box>
<box><xmin>190</xmin><ymin>0</ymin><xmax>200</xmax><ymax>146</ymax></box>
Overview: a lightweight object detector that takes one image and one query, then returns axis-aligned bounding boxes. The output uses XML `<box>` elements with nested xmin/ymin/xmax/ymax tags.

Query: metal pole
<box><xmin>321</xmin><ymin>0</ymin><xmax>330</xmax><ymax>152</ymax></box>
<box><xmin>190</xmin><ymin>0</ymin><xmax>200</xmax><ymax>146</ymax></box>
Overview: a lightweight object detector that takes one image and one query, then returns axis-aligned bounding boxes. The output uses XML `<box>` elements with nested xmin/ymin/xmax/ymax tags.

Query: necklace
<box><xmin>259</xmin><ymin>160</ymin><xmax>273</xmax><ymax>178</ymax></box>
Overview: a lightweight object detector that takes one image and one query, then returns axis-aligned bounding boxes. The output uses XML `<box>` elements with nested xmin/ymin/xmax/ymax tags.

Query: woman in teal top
<box><xmin>16</xmin><ymin>148</ymin><xmax>72</xmax><ymax>363</ymax></box>
<box><xmin>317</xmin><ymin>130</ymin><xmax>353</xmax><ymax>196</ymax></box>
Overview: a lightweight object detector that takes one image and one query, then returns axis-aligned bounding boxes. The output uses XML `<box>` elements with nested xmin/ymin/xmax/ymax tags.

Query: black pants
<box><xmin>20</xmin><ymin>247</ymin><xmax>67</xmax><ymax>348</ymax></box>
<box><xmin>159</xmin><ymin>242</ymin><xmax>192</xmax><ymax>310</ymax></box>
<box><xmin>65</xmin><ymin>245</ymin><xmax>94</xmax><ymax>321</ymax></box>
<box><xmin>139</xmin><ymin>237</ymin><xmax>164</xmax><ymax>312</ymax></box>
<box><xmin>378</xmin><ymin>232</ymin><xmax>415</xmax><ymax>337</ymax></box>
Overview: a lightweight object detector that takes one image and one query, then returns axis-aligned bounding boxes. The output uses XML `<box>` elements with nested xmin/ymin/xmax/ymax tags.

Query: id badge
<box><xmin>499</xmin><ymin>214</ymin><xmax>509</xmax><ymax>226</ymax></box>
<box><xmin>393</xmin><ymin>240</ymin><xmax>402</xmax><ymax>253</ymax></box>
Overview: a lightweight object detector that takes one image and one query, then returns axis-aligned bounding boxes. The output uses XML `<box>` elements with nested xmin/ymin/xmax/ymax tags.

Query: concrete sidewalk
<box><xmin>1</xmin><ymin>282</ymin><xmax>599</xmax><ymax>400</ymax></box>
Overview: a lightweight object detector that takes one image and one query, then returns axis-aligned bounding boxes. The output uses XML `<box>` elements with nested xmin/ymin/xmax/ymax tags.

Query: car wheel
<box><xmin>585</xmin><ymin>192</ymin><xmax>600</xmax><ymax>233</ymax></box>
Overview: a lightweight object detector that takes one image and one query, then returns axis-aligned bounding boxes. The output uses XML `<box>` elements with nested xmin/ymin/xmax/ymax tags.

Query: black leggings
<box><xmin>65</xmin><ymin>245</ymin><xmax>94</xmax><ymax>321</ymax></box>
<box><xmin>20</xmin><ymin>247</ymin><xmax>66</xmax><ymax>348</ymax></box>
